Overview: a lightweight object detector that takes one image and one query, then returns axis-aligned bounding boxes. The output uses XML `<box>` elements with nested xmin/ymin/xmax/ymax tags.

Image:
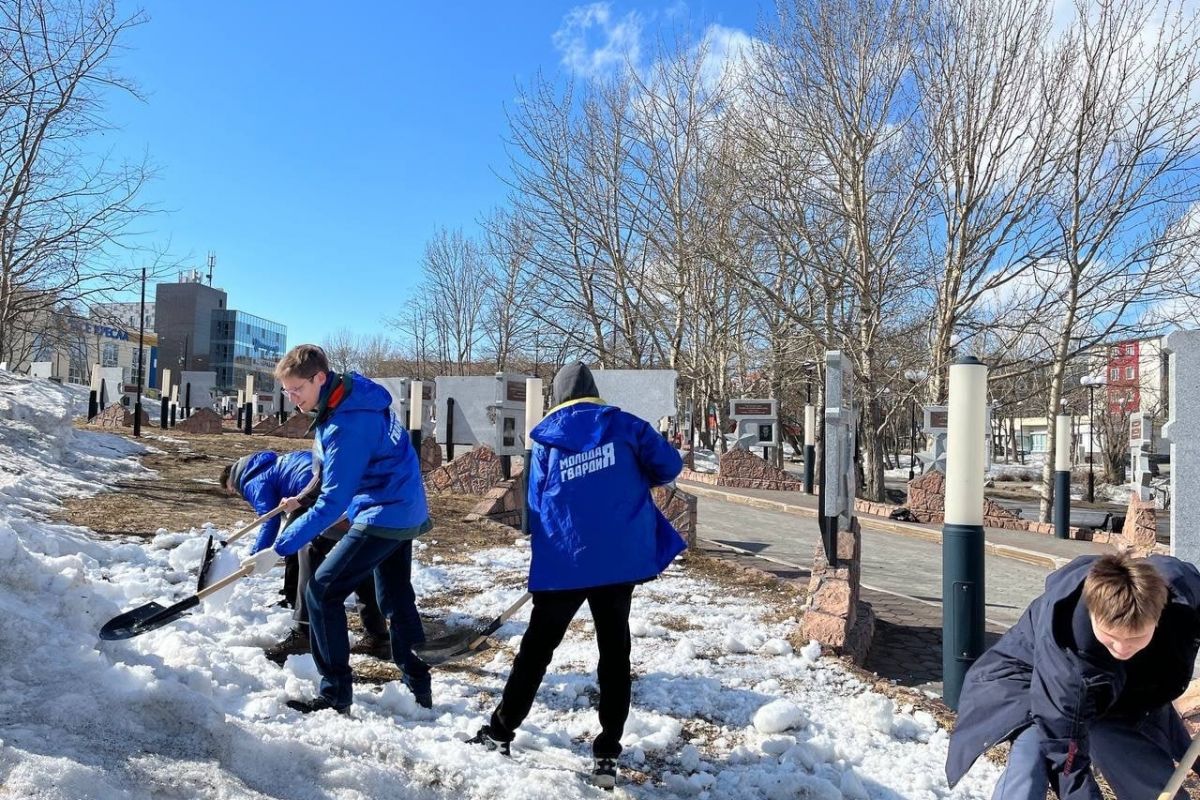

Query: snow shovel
<box><xmin>99</xmin><ymin>558</ymin><xmax>272</xmax><ymax>640</ymax></box>
<box><xmin>414</xmin><ymin>592</ymin><xmax>532</xmax><ymax>666</ymax></box>
<box><xmin>1157</xmin><ymin>728</ymin><xmax>1200</xmax><ymax>800</ymax></box>
<box><xmin>197</xmin><ymin>506</ymin><xmax>286</xmax><ymax>591</ymax></box>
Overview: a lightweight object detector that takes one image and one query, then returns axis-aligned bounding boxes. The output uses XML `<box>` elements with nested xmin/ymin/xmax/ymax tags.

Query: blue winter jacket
<box><xmin>273</xmin><ymin>372</ymin><xmax>430</xmax><ymax>557</ymax></box>
<box><xmin>947</xmin><ymin>554</ymin><xmax>1200</xmax><ymax>800</ymax></box>
<box><xmin>236</xmin><ymin>450</ymin><xmax>315</xmax><ymax>554</ymax></box>
<box><xmin>526</xmin><ymin>400</ymin><xmax>685</xmax><ymax>592</ymax></box>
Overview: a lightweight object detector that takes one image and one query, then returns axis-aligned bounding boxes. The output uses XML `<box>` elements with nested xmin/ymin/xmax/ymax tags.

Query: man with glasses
<box><xmin>241</xmin><ymin>344</ymin><xmax>433</xmax><ymax>713</ymax></box>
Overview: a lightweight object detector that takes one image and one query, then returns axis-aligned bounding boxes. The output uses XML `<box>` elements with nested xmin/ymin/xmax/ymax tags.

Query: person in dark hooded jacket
<box><xmin>947</xmin><ymin>552</ymin><xmax>1200</xmax><ymax>799</ymax></box>
<box><xmin>468</xmin><ymin>362</ymin><xmax>686</xmax><ymax>790</ymax></box>
<box><xmin>220</xmin><ymin>449</ymin><xmax>390</xmax><ymax>663</ymax></box>
<box><xmin>241</xmin><ymin>344</ymin><xmax>433</xmax><ymax>714</ymax></box>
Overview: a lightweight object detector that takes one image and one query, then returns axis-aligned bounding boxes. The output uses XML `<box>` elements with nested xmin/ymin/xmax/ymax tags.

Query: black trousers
<box><xmin>293</xmin><ymin>534</ymin><xmax>387</xmax><ymax>637</ymax></box>
<box><xmin>490</xmin><ymin>583</ymin><xmax>635</xmax><ymax>757</ymax></box>
<box><xmin>281</xmin><ymin>554</ymin><xmax>299</xmax><ymax>607</ymax></box>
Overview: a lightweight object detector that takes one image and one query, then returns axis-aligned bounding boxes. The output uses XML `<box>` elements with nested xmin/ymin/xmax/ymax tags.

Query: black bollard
<box><xmin>169</xmin><ymin>404</ymin><xmax>176</xmax><ymax>428</ymax></box>
<box><xmin>160</xmin><ymin>397</ymin><xmax>168</xmax><ymax>429</ymax></box>
<box><xmin>88</xmin><ymin>390</ymin><xmax>98</xmax><ymax>421</ymax></box>
<box><xmin>243</xmin><ymin>402</ymin><xmax>252</xmax><ymax>435</ymax></box>
<box><xmin>445</xmin><ymin>397</ymin><xmax>456</xmax><ymax>461</ymax></box>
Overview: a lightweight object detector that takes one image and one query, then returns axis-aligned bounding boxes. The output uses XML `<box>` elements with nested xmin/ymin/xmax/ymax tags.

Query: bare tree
<box><xmin>914</xmin><ymin>0</ymin><xmax>1061</xmax><ymax>402</ymax></box>
<box><xmin>321</xmin><ymin>327</ymin><xmax>359</xmax><ymax>373</ymax></box>
<box><xmin>745</xmin><ymin>0</ymin><xmax>929</xmax><ymax>500</ymax></box>
<box><xmin>1031</xmin><ymin>0</ymin><xmax>1200</xmax><ymax>520</ymax></box>
<box><xmin>479</xmin><ymin>207</ymin><xmax>539</xmax><ymax>370</ymax></box>
<box><xmin>0</xmin><ymin>0</ymin><xmax>155</xmax><ymax>363</ymax></box>
<box><xmin>420</xmin><ymin>227</ymin><xmax>487</xmax><ymax>375</ymax></box>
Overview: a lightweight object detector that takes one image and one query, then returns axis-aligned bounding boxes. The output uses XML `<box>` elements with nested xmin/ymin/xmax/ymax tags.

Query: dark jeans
<box><xmin>306</xmin><ymin>530</ymin><xmax>429</xmax><ymax>708</ymax></box>
<box><xmin>993</xmin><ymin>705</ymin><xmax>1192</xmax><ymax>799</ymax></box>
<box><xmin>489</xmin><ymin>583</ymin><xmax>635</xmax><ymax>757</ymax></box>
<box><xmin>294</xmin><ymin>534</ymin><xmax>387</xmax><ymax>636</ymax></box>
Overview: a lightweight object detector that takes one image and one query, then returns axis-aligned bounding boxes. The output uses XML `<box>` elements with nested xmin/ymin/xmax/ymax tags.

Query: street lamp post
<box><xmin>133</xmin><ymin>268</ymin><xmax>146</xmax><ymax>437</ymax></box>
<box><xmin>1080</xmin><ymin>375</ymin><xmax>1106</xmax><ymax>503</ymax></box>
<box><xmin>904</xmin><ymin>369</ymin><xmax>928</xmax><ymax>481</ymax></box>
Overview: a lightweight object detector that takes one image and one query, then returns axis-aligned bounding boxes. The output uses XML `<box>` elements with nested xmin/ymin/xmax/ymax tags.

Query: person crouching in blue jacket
<box><xmin>220</xmin><ymin>449</ymin><xmax>390</xmax><ymax>663</ymax></box>
<box><xmin>947</xmin><ymin>552</ymin><xmax>1200</xmax><ymax>799</ymax></box>
<box><xmin>468</xmin><ymin>362</ymin><xmax>686</xmax><ymax>790</ymax></box>
<box><xmin>240</xmin><ymin>344</ymin><xmax>433</xmax><ymax>714</ymax></box>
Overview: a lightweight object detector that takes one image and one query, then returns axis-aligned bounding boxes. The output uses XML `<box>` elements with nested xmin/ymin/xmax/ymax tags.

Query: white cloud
<box><xmin>552</xmin><ymin>3</ymin><xmax>644</xmax><ymax>80</ymax></box>
<box><xmin>697</xmin><ymin>23</ymin><xmax>756</xmax><ymax>91</ymax></box>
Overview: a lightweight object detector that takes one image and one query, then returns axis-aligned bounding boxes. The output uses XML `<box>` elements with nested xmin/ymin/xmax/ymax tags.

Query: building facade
<box><xmin>92</xmin><ymin>302</ymin><xmax>156</xmax><ymax>333</ymax></box>
<box><xmin>6</xmin><ymin>308</ymin><xmax>158</xmax><ymax>393</ymax></box>
<box><xmin>153</xmin><ymin>271</ymin><xmax>286</xmax><ymax>395</ymax></box>
<box><xmin>210</xmin><ymin>309</ymin><xmax>286</xmax><ymax>396</ymax></box>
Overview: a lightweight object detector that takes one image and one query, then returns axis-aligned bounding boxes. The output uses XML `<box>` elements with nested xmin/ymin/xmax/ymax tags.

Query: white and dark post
<box><xmin>803</xmin><ymin>404</ymin><xmax>816</xmax><ymax>495</ymax></box>
<box><xmin>1054</xmin><ymin>413</ymin><xmax>1072</xmax><ymax>540</ymax></box>
<box><xmin>408</xmin><ymin>379</ymin><xmax>424</xmax><ymax>452</ymax></box>
<box><xmin>522</xmin><ymin>378</ymin><xmax>544</xmax><ymax>535</ymax></box>
<box><xmin>942</xmin><ymin>355</ymin><xmax>988</xmax><ymax>710</ymax></box>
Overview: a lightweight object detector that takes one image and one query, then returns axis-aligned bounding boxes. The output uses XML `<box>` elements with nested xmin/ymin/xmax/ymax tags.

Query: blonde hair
<box><xmin>274</xmin><ymin>344</ymin><xmax>329</xmax><ymax>381</ymax></box>
<box><xmin>1082</xmin><ymin>552</ymin><xmax>1168</xmax><ymax>632</ymax></box>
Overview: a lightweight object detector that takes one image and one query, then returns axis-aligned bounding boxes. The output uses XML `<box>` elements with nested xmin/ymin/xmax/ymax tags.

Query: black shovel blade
<box><xmin>412</xmin><ymin>630</ymin><xmax>483</xmax><ymax>666</ymax></box>
<box><xmin>99</xmin><ymin>595</ymin><xmax>201</xmax><ymax>641</ymax></box>
<box><xmin>196</xmin><ymin>534</ymin><xmax>216</xmax><ymax>592</ymax></box>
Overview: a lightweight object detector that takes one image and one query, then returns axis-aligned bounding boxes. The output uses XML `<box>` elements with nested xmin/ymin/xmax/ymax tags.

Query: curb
<box><xmin>680</xmin><ymin>481</ymin><xmax>1073</xmax><ymax>571</ymax></box>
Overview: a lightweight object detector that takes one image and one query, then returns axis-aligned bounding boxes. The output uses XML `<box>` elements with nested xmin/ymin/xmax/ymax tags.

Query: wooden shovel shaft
<box><xmin>467</xmin><ymin>592</ymin><xmax>533</xmax><ymax>650</ymax></box>
<box><xmin>196</xmin><ymin>560</ymin><xmax>258</xmax><ymax>601</ymax></box>
<box><xmin>220</xmin><ymin>504</ymin><xmax>287</xmax><ymax>548</ymax></box>
<box><xmin>1158</xmin><ymin>728</ymin><xmax>1200</xmax><ymax>799</ymax></box>
<box><xmin>1159</xmin><ymin>733</ymin><xmax>1200</xmax><ymax>799</ymax></box>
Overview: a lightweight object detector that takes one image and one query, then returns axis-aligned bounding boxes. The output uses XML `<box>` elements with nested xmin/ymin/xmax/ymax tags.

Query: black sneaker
<box><xmin>353</xmin><ymin>631</ymin><xmax>392</xmax><ymax>660</ymax></box>
<box><xmin>591</xmin><ymin>756</ymin><xmax>617</xmax><ymax>790</ymax></box>
<box><xmin>286</xmin><ymin>696</ymin><xmax>349</xmax><ymax>715</ymax></box>
<box><xmin>264</xmin><ymin>628</ymin><xmax>309</xmax><ymax>664</ymax></box>
<box><xmin>467</xmin><ymin>725</ymin><xmax>511</xmax><ymax>756</ymax></box>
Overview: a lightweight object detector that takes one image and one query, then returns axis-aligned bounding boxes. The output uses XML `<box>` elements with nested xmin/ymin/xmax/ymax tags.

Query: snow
<box><xmin>0</xmin><ymin>372</ymin><xmax>1003</xmax><ymax>798</ymax></box>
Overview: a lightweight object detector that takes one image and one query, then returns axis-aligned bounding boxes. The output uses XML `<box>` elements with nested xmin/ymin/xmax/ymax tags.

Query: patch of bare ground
<box><xmin>57</xmin><ymin>427</ymin><xmax>311</xmax><ymax>536</ymax></box>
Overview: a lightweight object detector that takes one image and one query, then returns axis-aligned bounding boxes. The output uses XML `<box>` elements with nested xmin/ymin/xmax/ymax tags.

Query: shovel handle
<box><xmin>1158</xmin><ymin>726</ymin><xmax>1200</xmax><ymax>799</ymax></box>
<box><xmin>220</xmin><ymin>504</ymin><xmax>287</xmax><ymax>548</ymax></box>
<box><xmin>195</xmin><ymin>560</ymin><xmax>259</xmax><ymax>601</ymax></box>
<box><xmin>468</xmin><ymin>592</ymin><xmax>532</xmax><ymax>650</ymax></box>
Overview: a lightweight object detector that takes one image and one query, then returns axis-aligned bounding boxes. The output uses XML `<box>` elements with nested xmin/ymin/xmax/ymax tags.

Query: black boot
<box><xmin>264</xmin><ymin>628</ymin><xmax>309</xmax><ymax>665</ymax></box>
<box><xmin>286</xmin><ymin>696</ymin><xmax>350</xmax><ymax>715</ymax></box>
<box><xmin>591</xmin><ymin>756</ymin><xmax>618</xmax><ymax>790</ymax></box>
<box><xmin>467</xmin><ymin>725</ymin><xmax>511</xmax><ymax>756</ymax></box>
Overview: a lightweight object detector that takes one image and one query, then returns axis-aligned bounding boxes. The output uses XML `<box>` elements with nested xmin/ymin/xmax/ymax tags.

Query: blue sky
<box><xmin>101</xmin><ymin>1</ymin><xmax>764</xmax><ymax>348</ymax></box>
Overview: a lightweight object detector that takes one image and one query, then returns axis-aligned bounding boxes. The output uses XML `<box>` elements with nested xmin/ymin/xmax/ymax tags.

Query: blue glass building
<box><xmin>211</xmin><ymin>310</ymin><xmax>287</xmax><ymax>394</ymax></box>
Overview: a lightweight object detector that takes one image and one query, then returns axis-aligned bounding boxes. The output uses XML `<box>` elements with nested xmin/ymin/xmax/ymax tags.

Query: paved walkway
<box><xmin>686</xmin><ymin>483</ymin><xmax>1112</xmax><ymax>694</ymax></box>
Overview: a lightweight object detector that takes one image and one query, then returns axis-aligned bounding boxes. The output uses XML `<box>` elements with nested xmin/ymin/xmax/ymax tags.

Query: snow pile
<box><xmin>0</xmin><ymin>372</ymin><xmax>1003</xmax><ymax>798</ymax></box>
<box><xmin>0</xmin><ymin>371</ymin><xmax>146</xmax><ymax>517</ymax></box>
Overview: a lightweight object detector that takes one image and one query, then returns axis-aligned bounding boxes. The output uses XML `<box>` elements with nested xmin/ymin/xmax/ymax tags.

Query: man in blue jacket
<box><xmin>242</xmin><ymin>344</ymin><xmax>433</xmax><ymax>713</ymax></box>
<box><xmin>220</xmin><ymin>449</ymin><xmax>389</xmax><ymax>663</ymax></box>
<box><xmin>947</xmin><ymin>552</ymin><xmax>1200</xmax><ymax>799</ymax></box>
<box><xmin>468</xmin><ymin>362</ymin><xmax>686</xmax><ymax>790</ymax></box>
